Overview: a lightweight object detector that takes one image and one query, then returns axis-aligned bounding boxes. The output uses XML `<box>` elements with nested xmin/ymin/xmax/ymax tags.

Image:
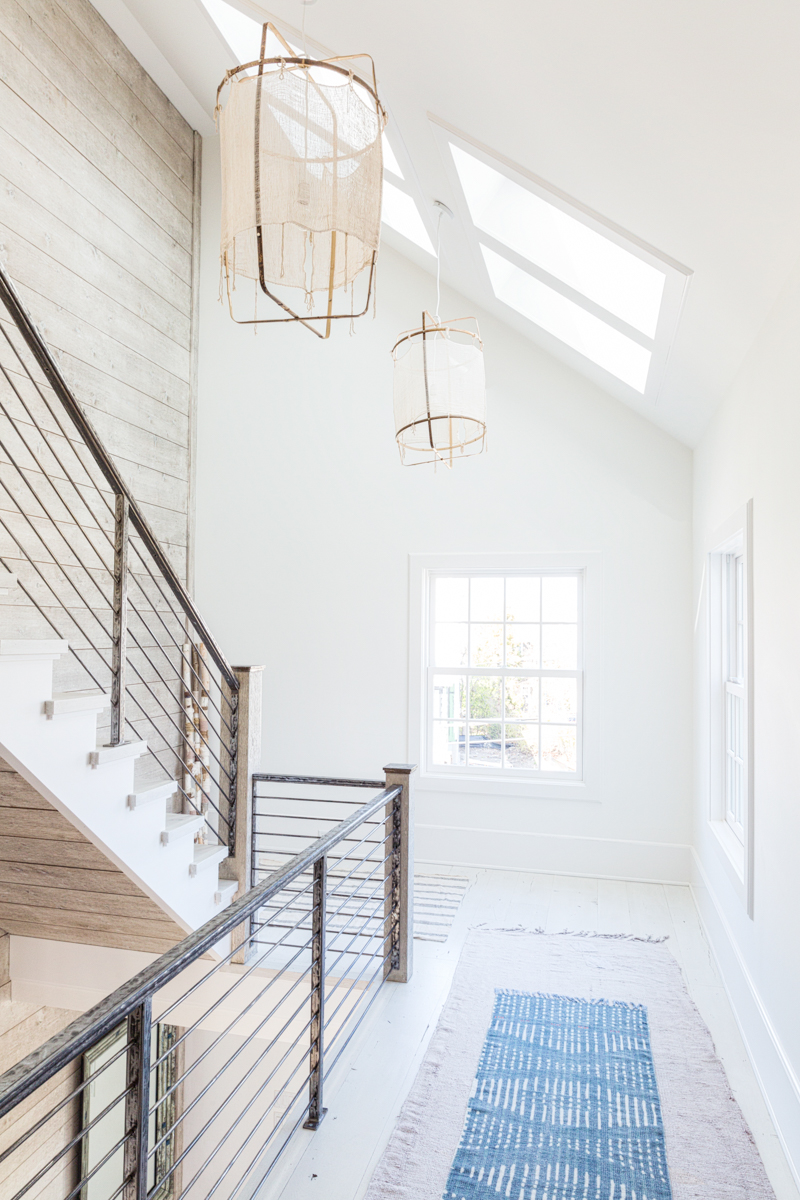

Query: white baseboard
<box><xmin>416</xmin><ymin>823</ymin><xmax>692</xmax><ymax>884</ymax></box>
<box><xmin>690</xmin><ymin>852</ymin><xmax>800</xmax><ymax>1190</ymax></box>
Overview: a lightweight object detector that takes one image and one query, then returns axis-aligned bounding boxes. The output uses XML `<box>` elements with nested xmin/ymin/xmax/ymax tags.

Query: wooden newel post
<box><xmin>220</xmin><ymin>664</ymin><xmax>263</xmax><ymax>962</ymax></box>
<box><xmin>383</xmin><ymin>763</ymin><xmax>416</xmax><ymax>984</ymax></box>
<box><xmin>108</xmin><ymin>492</ymin><xmax>129</xmax><ymax>746</ymax></box>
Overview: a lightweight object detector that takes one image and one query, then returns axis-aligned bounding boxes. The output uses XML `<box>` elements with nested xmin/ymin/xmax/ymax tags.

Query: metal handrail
<box><xmin>0</xmin><ymin>782</ymin><xmax>400</xmax><ymax>1119</ymax></box>
<box><xmin>0</xmin><ymin>265</ymin><xmax>236</xmax><ymax>690</ymax></box>
<box><xmin>253</xmin><ymin>773</ymin><xmax>386</xmax><ymax>788</ymax></box>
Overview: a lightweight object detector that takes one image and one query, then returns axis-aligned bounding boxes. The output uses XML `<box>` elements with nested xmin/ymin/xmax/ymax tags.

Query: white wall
<box><xmin>693</xmin><ymin>261</ymin><xmax>800</xmax><ymax>1184</ymax></box>
<box><xmin>194</xmin><ymin>136</ymin><xmax>693</xmax><ymax>883</ymax></box>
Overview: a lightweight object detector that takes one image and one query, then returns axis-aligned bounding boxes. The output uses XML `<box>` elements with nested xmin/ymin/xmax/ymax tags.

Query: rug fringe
<box><xmin>471</xmin><ymin>923</ymin><xmax>669</xmax><ymax>943</ymax></box>
<box><xmin>494</xmin><ymin>989</ymin><xmax>648</xmax><ymax>1009</ymax></box>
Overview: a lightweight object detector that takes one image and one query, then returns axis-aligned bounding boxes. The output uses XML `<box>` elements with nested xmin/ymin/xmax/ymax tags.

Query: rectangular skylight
<box><xmin>382</xmin><ymin>180</ymin><xmax>435</xmax><ymax>254</ymax></box>
<box><xmin>482</xmin><ymin>246</ymin><xmax>652</xmax><ymax>393</ymax></box>
<box><xmin>432</xmin><ymin>119</ymin><xmax>692</xmax><ymax>400</ymax></box>
<box><xmin>383</xmin><ymin>134</ymin><xmax>404</xmax><ymax>179</ymax></box>
<box><xmin>451</xmin><ymin>144</ymin><xmax>665</xmax><ymax>338</ymax></box>
<box><xmin>200</xmin><ymin>0</ymin><xmax>300</xmax><ymax>63</ymax></box>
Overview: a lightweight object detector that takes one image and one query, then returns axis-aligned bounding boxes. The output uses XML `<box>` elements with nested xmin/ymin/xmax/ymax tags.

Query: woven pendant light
<box><xmin>392</xmin><ymin>313</ymin><xmax>487</xmax><ymax>466</ymax></box>
<box><xmin>391</xmin><ymin>203</ymin><xmax>486</xmax><ymax>466</ymax></box>
<box><xmin>216</xmin><ymin>23</ymin><xmax>386</xmax><ymax>338</ymax></box>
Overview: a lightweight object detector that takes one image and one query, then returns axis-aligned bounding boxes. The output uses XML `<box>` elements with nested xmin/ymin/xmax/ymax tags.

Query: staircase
<box><xmin>0</xmin><ymin>642</ymin><xmax>236</xmax><ymax>938</ymax></box>
<box><xmin>0</xmin><ymin>267</ymin><xmax>243</xmax><ymax>944</ymax></box>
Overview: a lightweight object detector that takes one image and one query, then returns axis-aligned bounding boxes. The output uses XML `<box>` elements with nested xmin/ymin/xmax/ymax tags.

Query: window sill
<box><xmin>417</xmin><ymin>771</ymin><xmax>596</xmax><ymax>802</ymax></box>
<box><xmin>709</xmin><ymin>819</ymin><xmax>745</xmax><ymax>883</ymax></box>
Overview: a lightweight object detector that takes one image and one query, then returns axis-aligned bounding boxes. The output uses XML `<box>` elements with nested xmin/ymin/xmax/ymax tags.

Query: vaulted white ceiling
<box><xmin>97</xmin><ymin>0</ymin><xmax>800</xmax><ymax>445</ymax></box>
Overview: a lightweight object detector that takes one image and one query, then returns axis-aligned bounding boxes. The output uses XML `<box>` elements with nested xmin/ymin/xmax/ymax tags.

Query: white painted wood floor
<box><xmin>266</xmin><ymin>869</ymin><xmax>800</xmax><ymax>1200</ymax></box>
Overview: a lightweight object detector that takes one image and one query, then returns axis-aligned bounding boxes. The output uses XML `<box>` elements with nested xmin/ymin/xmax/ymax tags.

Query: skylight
<box><xmin>382</xmin><ymin>134</ymin><xmax>404</xmax><ymax>179</ymax></box>
<box><xmin>482</xmin><ymin>247</ymin><xmax>651</xmax><ymax>392</ymax></box>
<box><xmin>451</xmin><ymin>146</ymin><xmax>665</xmax><ymax>339</ymax></box>
<box><xmin>433</xmin><ymin>122</ymin><xmax>691</xmax><ymax>398</ymax></box>
<box><xmin>382</xmin><ymin>180</ymin><xmax>435</xmax><ymax>255</ymax></box>
<box><xmin>200</xmin><ymin>0</ymin><xmax>299</xmax><ymax>63</ymax></box>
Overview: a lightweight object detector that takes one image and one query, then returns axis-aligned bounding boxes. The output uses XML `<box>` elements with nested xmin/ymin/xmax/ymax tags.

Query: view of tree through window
<box><xmin>429</xmin><ymin>574</ymin><xmax>581</xmax><ymax>775</ymax></box>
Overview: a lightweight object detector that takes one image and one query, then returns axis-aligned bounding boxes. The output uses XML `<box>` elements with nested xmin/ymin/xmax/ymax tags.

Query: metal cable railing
<box><xmin>0</xmin><ymin>771</ymin><xmax>413</xmax><ymax>1200</ymax></box>
<box><xmin>0</xmin><ymin>266</ymin><xmax>239</xmax><ymax>849</ymax></box>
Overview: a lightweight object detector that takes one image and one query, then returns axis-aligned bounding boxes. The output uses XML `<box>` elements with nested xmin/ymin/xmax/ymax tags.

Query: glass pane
<box><xmin>505</xmin><ymin>576</ymin><xmax>540</xmax><ymax>622</ymax></box>
<box><xmin>469</xmin><ymin>676</ymin><xmax>502</xmax><ymax>719</ymax></box>
<box><xmin>505</xmin><ymin>676</ymin><xmax>539</xmax><ymax>720</ymax></box>
<box><xmin>506</xmin><ymin>624</ymin><xmax>539</xmax><ymax>668</ymax></box>
<box><xmin>470</xmin><ymin>576</ymin><xmax>504</xmax><ymax>621</ymax></box>
<box><xmin>435</xmin><ymin>576</ymin><xmax>468</xmax><ymax>622</ymax></box>
<box><xmin>432</xmin><ymin>722</ymin><xmax>465</xmax><ymax>766</ymax></box>
<box><xmin>470</xmin><ymin>624</ymin><xmax>503</xmax><ymax>666</ymax></box>
<box><xmin>383</xmin><ymin>133</ymin><xmax>404</xmax><ymax>179</ymax></box>
<box><xmin>435</xmin><ymin>623</ymin><xmax>467</xmax><ymax>667</ymax></box>
<box><xmin>541</xmin><ymin>726</ymin><xmax>577</xmax><ymax>772</ymax></box>
<box><xmin>505</xmin><ymin>723</ymin><xmax>538</xmax><ymax>769</ymax></box>
<box><xmin>541</xmin><ymin>624</ymin><xmax>577</xmax><ymax>669</ymax></box>
<box><xmin>432</xmin><ymin>676</ymin><xmax>466</xmax><ymax>720</ymax></box>
<box><xmin>451</xmin><ymin>143</ymin><xmax>665</xmax><ymax>338</ymax></box>
<box><xmin>542</xmin><ymin>576</ymin><xmax>578</xmax><ymax>622</ymax></box>
<box><xmin>541</xmin><ymin>677</ymin><xmax>578</xmax><ymax>724</ymax></box>
<box><xmin>468</xmin><ymin>722</ymin><xmax>502</xmax><ymax>765</ymax></box>
<box><xmin>481</xmin><ymin>246</ymin><xmax>652</xmax><ymax>393</ymax></box>
<box><xmin>382</xmin><ymin>179</ymin><xmax>436</xmax><ymax>253</ymax></box>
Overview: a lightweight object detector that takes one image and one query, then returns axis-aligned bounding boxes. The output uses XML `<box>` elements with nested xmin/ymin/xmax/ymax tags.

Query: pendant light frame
<box><xmin>216</xmin><ymin>23</ymin><xmax>387</xmax><ymax>339</ymax></box>
<box><xmin>392</xmin><ymin>311</ymin><xmax>487</xmax><ymax>468</ymax></box>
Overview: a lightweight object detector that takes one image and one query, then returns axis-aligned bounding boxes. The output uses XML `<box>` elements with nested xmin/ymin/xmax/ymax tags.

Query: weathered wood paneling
<box><xmin>0</xmin><ymin>0</ymin><xmax>199</xmax><ymax>797</ymax></box>
<box><xmin>0</xmin><ymin>0</ymin><xmax>197</xmax><ymax>604</ymax></box>
<box><xmin>0</xmin><ymin>990</ymin><xmax>82</xmax><ymax>1200</ymax></box>
<box><xmin>0</xmin><ymin>760</ymin><xmax>186</xmax><ymax>953</ymax></box>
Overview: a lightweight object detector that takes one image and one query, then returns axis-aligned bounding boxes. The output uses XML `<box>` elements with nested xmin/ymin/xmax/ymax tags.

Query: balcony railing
<box><xmin>0</xmin><ymin>766</ymin><xmax>414</xmax><ymax>1200</ymax></box>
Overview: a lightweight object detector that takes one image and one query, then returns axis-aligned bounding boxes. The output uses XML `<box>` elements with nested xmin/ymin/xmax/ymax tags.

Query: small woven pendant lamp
<box><xmin>391</xmin><ymin>204</ymin><xmax>486</xmax><ymax>466</ymax></box>
<box><xmin>216</xmin><ymin>23</ymin><xmax>387</xmax><ymax>338</ymax></box>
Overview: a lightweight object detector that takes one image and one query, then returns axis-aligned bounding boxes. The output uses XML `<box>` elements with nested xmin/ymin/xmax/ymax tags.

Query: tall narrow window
<box><xmin>427</xmin><ymin>572</ymin><xmax>583</xmax><ymax>778</ymax></box>
<box><xmin>723</xmin><ymin>550</ymin><xmax>746</xmax><ymax>842</ymax></box>
<box><xmin>707</xmin><ymin>502</ymin><xmax>753</xmax><ymax>914</ymax></box>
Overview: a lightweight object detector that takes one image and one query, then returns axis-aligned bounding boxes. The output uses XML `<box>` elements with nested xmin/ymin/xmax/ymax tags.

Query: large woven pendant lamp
<box><xmin>216</xmin><ymin>22</ymin><xmax>387</xmax><ymax>338</ymax></box>
<box><xmin>392</xmin><ymin>203</ymin><xmax>487</xmax><ymax>466</ymax></box>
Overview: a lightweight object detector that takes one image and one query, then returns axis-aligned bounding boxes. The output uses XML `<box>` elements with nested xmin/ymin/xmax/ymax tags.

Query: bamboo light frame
<box><xmin>392</xmin><ymin>312</ymin><xmax>487</xmax><ymax>467</ymax></box>
<box><xmin>216</xmin><ymin>23</ymin><xmax>387</xmax><ymax>339</ymax></box>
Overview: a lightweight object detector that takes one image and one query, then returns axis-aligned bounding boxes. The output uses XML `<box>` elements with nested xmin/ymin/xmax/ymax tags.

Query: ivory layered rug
<box><xmin>364</xmin><ymin>932</ymin><xmax>775</xmax><ymax>1200</ymax></box>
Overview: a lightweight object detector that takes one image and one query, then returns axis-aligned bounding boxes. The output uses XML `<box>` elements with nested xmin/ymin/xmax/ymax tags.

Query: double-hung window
<box><xmin>427</xmin><ymin>572</ymin><xmax>583</xmax><ymax>778</ymax></box>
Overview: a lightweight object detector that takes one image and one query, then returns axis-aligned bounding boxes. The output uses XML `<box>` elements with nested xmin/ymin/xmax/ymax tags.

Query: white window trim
<box><xmin>707</xmin><ymin>502</ymin><xmax>754</xmax><ymax>916</ymax></box>
<box><xmin>409</xmin><ymin>553</ymin><xmax>602</xmax><ymax>800</ymax></box>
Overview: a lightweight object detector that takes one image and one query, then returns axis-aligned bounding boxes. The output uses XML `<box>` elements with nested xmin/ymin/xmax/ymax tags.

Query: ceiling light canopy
<box><xmin>216</xmin><ymin>21</ymin><xmax>386</xmax><ymax>337</ymax></box>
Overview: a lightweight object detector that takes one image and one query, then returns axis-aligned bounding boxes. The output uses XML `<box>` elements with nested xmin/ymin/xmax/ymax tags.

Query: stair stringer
<box><xmin>0</xmin><ymin>643</ymin><xmax>236</xmax><ymax>952</ymax></box>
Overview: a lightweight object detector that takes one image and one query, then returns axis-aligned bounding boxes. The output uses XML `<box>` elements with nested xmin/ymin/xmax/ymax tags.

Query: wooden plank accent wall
<box><xmin>0</xmin><ymin>0</ymin><xmax>197</xmax><ymax>585</ymax></box>
<box><xmin>0</xmin><ymin>758</ymin><xmax>187</xmax><ymax>953</ymax></box>
<box><xmin>0</xmin><ymin>995</ymin><xmax>82</xmax><ymax>1200</ymax></box>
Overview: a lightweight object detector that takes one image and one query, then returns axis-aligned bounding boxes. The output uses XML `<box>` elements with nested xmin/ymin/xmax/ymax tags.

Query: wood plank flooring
<box><xmin>266</xmin><ymin>868</ymin><xmax>800</xmax><ymax>1200</ymax></box>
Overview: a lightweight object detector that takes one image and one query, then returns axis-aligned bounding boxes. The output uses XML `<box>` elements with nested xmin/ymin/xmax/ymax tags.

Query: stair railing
<box><xmin>0</xmin><ymin>266</ymin><xmax>239</xmax><ymax>851</ymax></box>
<box><xmin>0</xmin><ymin>767</ymin><xmax>414</xmax><ymax>1200</ymax></box>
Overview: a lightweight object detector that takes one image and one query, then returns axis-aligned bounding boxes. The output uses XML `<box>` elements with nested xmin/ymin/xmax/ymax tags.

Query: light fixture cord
<box><xmin>435</xmin><ymin>206</ymin><xmax>443</xmax><ymax>322</ymax></box>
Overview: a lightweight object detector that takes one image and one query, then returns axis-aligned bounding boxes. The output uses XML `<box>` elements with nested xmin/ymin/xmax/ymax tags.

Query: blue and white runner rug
<box><xmin>443</xmin><ymin>990</ymin><xmax>672</xmax><ymax>1200</ymax></box>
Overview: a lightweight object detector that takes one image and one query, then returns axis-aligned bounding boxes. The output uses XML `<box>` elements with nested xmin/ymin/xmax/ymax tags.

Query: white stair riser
<box><xmin>128</xmin><ymin>782</ymin><xmax>178</xmax><ymax>810</ymax></box>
